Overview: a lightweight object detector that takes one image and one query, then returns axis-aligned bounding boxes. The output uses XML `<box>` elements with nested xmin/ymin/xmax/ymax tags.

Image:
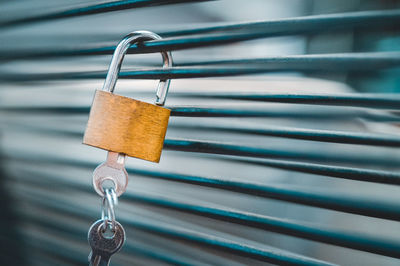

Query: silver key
<box><xmin>88</xmin><ymin>219</ymin><xmax>126</xmax><ymax>266</ymax></box>
<box><xmin>93</xmin><ymin>151</ymin><xmax>128</xmax><ymax>197</ymax></box>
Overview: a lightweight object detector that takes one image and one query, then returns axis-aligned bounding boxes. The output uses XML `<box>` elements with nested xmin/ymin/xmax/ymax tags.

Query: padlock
<box><xmin>83</xmin><ymin>31</ymin><xmax>173</xmax><ymax>163</ymax></box>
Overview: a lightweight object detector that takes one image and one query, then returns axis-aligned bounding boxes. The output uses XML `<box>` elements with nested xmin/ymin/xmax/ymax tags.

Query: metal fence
<box><xmin>0</xmin><ymin>1</ymin><xmax>400</xmax><ymax>265</ymax></box>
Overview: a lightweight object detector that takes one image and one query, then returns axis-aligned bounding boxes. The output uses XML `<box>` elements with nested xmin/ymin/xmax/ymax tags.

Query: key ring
<box><xmin>101</xmin><ymin>187</ymin><xmax>117</xmax><ymax>232</ymax></box>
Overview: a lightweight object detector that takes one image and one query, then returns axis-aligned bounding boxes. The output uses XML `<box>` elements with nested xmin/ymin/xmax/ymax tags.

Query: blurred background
<box><xmin>0</xmin><ymin>0</ymin><xmax>400</xmax><ymax>265</ymax></box>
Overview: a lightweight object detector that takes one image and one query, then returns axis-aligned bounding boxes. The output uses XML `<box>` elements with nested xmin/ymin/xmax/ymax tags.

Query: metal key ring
<box><xmin>101</xmin><ymin>188</ymin><xmax>117</xmax><ymax>232</ymax></box>
<box><xmin>92</xmin><ymin>152</ymin><xmax>128</xmax><ymax>198</ymax></box>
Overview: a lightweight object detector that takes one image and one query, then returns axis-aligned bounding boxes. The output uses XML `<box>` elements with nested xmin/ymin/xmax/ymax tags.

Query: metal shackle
<box><xmin>102</xmin><ymin>30</ymin><xmax>173</xmax><ymax>106</ymax></box>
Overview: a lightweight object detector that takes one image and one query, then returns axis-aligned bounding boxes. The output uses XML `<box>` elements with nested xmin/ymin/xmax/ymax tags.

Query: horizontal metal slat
<box><xmin>1</xmin><ymin>56</ymin><xmax>398</xmax><ymax>81</ymax></box>
<box><xmin>1</xmin><ymin>9</ymin><xmax>399</xmax><ymax>60</ymax></box>
<box><xmin>4</xmin><ymin>105</ymin><xmax>400</xmax><ymax>122</ymax></box>
<box><xmin>163</xmin><ymin>138</ymin><xmax>400</xmax><ymax>167</ymax></box>
<box><xmin>0</xmin><ymin>0</ymin><xmax>212</xmax><ymax>28</ymax></box>
<box><xmin>171</xmin><ymin>122</ymin><xmax>400</xmax><ymax>147</ymax></box>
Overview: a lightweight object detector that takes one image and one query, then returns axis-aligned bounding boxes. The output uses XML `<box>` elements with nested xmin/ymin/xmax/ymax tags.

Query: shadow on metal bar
<box><xmin>26</xmin><ymin>249</ymin><xmax>84</xmax><ymax>266</ymax></box>
<box><xmin>19</xmin><ymin>230</ymin><xmax>89</xmax><ymax>266</ymax></box>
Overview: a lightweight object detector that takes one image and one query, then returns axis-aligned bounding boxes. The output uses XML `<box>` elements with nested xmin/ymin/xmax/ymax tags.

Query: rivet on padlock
<box><xmin>83</xmin><ymin>31</ymin><xmax>173</xmax><ymax>196</ymax></box>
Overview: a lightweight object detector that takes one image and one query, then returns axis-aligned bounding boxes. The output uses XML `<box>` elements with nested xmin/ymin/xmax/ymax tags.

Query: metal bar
<box><xmin>12</xmin><ymin>121</ymin><xmax>400</xmax><ymax>183</ymax></box>
<box><xmin>228</xmin><ymin>157</ymin><xmax>400</xmax><ymax>185</ymax></box>
<box><xmin>209</xmin><ymin>93</ymin><xmax>400</xmax><ymax>109</ymax></box>
<box><xmin>3</xmin><ymin>106</ymin><xmax>399</xmax><ymax>122</ymax></box>
<box><xmin>0</xmin><ymin>61</ymin><xmax>400</xmax><ymax>83</ymax></box>
<box><xmin>8</xmin><ymin>156</ymin><xmax>400</xmax><ymax>221</ymax></box>
<box><xmin>172</xmin><ymin>122</ymin><xmax>400</xmax><ymax>147</ymax></box>
<box><xmin>170</xmin><ymin>107</ymin><xmax>400</xmax><ymax>122</ymax></box>
<box><xmin>162</xmin><ymin>9</ymin><xmax>400</xmax><ymax>36</ymax></box>
<box><xmin>125</xmin><ymin>192</ymin><xmax>400</xmax><ymax>259</ymax></box>
<box><xmin>163</xmin><ymin>138</ymin><xmax>400</xmax><ymax>167</ymax></box>
<box><xmin>6</xmin><ymin>121</ymin><xmax>400</xmax><ymax>185</ymax></box>
<box><xmin>127</xmin><ymin>168</ymin><xmax>400</xmax><ymax>221</ymax></box>
<box><xmin>1</xmin><ymin>10</ymin><xmax>400</xmax><ymax>61</ymax></box>
<box><xmin>5</xmin><ymin>121</ymin><xmax>400</xmax><ymax>167</ymax></box>
<box><xmin>175</xmin><ymin>52</ymin><xmax>400</xmax><ymax>70</ymax></box>
<box><xmin>11</xmin><ymin>170</ymin><xmax>400</xmax><ymax>259</ymax></box>
<box><xmin>3</xmin><ymin>9</ymin><xmax>398</xmax><ymax>42</ymax></box>
<box><xmin>0</xmin><ymin>0</ymin><xmax>212</xmax><ymax>28</ymax></box>
<box><xmin>176</xmin><ymin>93</ymin><xmax>400</xmax><ymax>109</ymax></box>
<box><xmin>0</xmin><ymin>32</ymin><xmax>278</xmax><ymax>61</ymax></box>
<box><xmin>5</xmin><ymin>118</ymin><xmax>400</xmax><ymax>166</ymax></box>
<box><xmin>1</xmin><ymin>53</ymin><xmax>399</xmax><ymax>80</ymax></box>
<box><xmin>172</xmin><ymin>91</ymin><xmax>400</xmax><ymax>110</ymax></box>
<box><xmin>15</xmin><ymin>188</ymin><xmax>335</xmax><ymax>266</ymax></box>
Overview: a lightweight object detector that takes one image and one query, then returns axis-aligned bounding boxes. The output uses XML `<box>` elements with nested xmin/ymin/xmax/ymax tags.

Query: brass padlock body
<box><xmin>83</xmin><ymin>90</ymin><xmax>170</xmax><ymax>163</ymax></box>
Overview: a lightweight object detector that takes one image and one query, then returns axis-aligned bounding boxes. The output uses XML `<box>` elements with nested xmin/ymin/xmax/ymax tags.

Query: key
<box><xmin>93</xmin><ymin>151</ymin><xmax>128</xmax><ymax>197</ymax></box>
<box><xmin>88</xmin><ymin>219</ymin><xmax>126</xmax><ymax>266</ymax></box>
